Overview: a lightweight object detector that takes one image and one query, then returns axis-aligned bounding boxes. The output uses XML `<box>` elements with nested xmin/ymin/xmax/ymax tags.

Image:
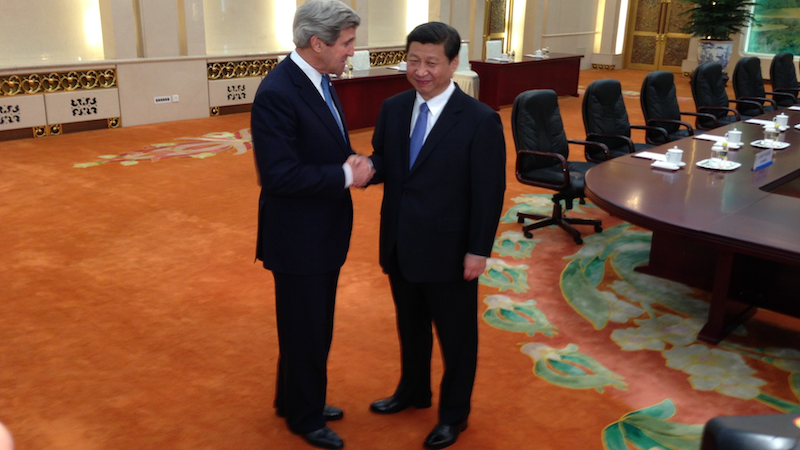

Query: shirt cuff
<box><xmin>342</xmin><ymin>163</ymin><xmax>353</xmax><ymax>188</ymax></box>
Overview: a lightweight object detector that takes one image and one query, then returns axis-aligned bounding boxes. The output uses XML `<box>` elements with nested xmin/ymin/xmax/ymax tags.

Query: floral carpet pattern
<box><xmin>73</xmin><ymin>128</ymin><xmax>252</xmax><ymax>168</ymax></box>
<box><xmin>481</xmin><ymin>194</ymin><xmax>800</xmax><ymax>450</ymax></box>
<box><xmin>66</xmin><ymin>124</ymin><xmax>800</xmax><ymax>449</ymax></box>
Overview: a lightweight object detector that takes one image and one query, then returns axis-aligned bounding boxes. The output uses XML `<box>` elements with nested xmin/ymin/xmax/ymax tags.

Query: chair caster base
<box><xmin>523</xmin><ymin>231</ymin><xmax>533</xmax><ymax>239</ymax></box>
<box><xmin>595</xmin><ymin>225</ymin><xmax>603</xmax><ymax>233</ymax></box>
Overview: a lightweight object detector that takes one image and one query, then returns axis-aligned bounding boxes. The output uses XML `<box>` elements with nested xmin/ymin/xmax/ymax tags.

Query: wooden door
<box><xmin>624</xmin><ymin>0</ymin><xmax>692</xmax><ymax>72</ymax></box>
<box><xmin>483</xmin><ymin>0</ymin><xmax>512</xmax><ymax>59</ymax></box>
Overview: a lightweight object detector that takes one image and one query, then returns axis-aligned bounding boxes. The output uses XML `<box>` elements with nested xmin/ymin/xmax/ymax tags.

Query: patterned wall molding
<box><xmin>207</xmin><ymin>59</ymin><xmax>279</xmax><ymax>80</ymax></box>
<box><xmin>592</xmin><ymin>64</ymin><xmax>616</xmax><ymax>70</ymax></box>
<box><xmin>207</xmin><ymin>51</ymin><xmax>406</xmax><ymax>80</ymax></box>
<box><xmin>0</xmin><ymin>69</ymin><xmax>116</xmax><ymax>96</ymax></box>
<box><xmin>370</xmin><ymin>50</ymin><xmax>406</xmax><ymax>67</ymax></box>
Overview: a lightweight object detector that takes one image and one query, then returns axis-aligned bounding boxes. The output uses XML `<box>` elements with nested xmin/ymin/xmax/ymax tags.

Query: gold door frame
<box><xmin>624</xmin><ymin>0</ymin><xmax>692</xmax><ymax>72</ymax></box>
<box><xmin>483</xmin><ymin>0</ymin><xmax>514</xmax><ymax>59</ymax></box>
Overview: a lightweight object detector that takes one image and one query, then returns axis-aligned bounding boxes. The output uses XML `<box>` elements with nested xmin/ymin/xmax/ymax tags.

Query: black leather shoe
<box><xmin>277</xmin><ymin>405</ymin><xmax>344</xmax><ymax>421</ymax></box>
<box><xmin>423</xmin><ymin>421</ymin><xmax>468</xmax><ymax>450</ymax></box>
<box><xmin>369</xmin><ymin>396</ymin><xmax>432</xmax><ymax>414</ymax></box>
<box><xmin>299</xmin><ymin>426</ymin><xmax>344</xmax><ymax>450</ymax></box>
<box><xmin>323</xmin><ymin>405</ymin><xmax>344</xmax><ymax>421</ymax></box>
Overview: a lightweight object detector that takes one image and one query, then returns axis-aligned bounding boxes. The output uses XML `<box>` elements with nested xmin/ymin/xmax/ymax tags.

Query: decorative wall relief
<box><xmin>0</xmin><ymin>69</ymin><xmax>116</xmax><ymax>96</ymax></box>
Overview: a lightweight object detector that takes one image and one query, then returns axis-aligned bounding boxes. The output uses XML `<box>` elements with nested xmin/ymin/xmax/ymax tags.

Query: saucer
<box><xmin>750</xmin><ymin>139</ymin><xmax>790</xmax><ymax>150</ymax></box>
<box><xmin>696</xmin><ymin>159</ymin><xmax>741</xmax><ymax>171</ymax></box>
<box><xmin>725</xmin><ymin>142</ymin><xmax>742</xmax><ymax>149</ymax></box>
<box><xmin>651</xmin><ymin>161</ymin><xmax>681</xmax><ymax>171</ymax></box>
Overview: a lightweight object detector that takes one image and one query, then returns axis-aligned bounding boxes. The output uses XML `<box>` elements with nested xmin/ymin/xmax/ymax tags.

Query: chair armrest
<box><xmin>630</xmin><ymin>124</ymin><xmax>668</xmax><ymax>142</ymax></box>
<box><xmin>728</xmin><ymin>99</ymin><xmax>764</xmax><ymax>113</ymax></box>
<box><xmin>765</xmin><ymin>90</ymin><xmax>798</xmax><ymax>104</ymax></box>
<box><xmin>739</xmin><ymin>96</ymin><xmax>778</xmax><ymax>108</ymax></box>
<box><xmin>646</xmin><ymin>118</ymin><xmax>694</xmax><ymax>133</ymax></box>
<box><xmin>515</xmin><ymin>149</ymin><xmax>570</xmax><ymax>191</ymax></box>
<box><xmin>774</xmin><ymin>87</ymin><xmax>800</xmax><ymax>93</ymax></box>
<box><xmin>568</xmin><ymin>139</ymin><xmax>610</xmax><ymax>164</ymax></box>
<box><xmin>680</xmin><ymin>110</ymin><xmax>718</xmax><ymax>123</ymax></box>
<box><xmin>586</xmin><ymin>133</ymin><xmax>634</xmax><ymax>155</ymax></box>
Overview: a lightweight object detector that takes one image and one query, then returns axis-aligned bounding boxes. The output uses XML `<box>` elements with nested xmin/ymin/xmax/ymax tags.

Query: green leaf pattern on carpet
<box><xmin>482</xmin><ymin>196</ymin><xmax>800</xmax><ymax>450</ymax></box>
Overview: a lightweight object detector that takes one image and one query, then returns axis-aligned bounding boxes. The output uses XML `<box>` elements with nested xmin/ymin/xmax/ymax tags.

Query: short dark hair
<box><xmin>405</xmin><ymin>22</ymin><xmax>460</xmax><ymax>61</ymax></box>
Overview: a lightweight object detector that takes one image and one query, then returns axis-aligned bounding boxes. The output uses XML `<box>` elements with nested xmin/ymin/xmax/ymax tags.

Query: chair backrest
<box><xmin>732</xmin><ymin>56</ymin><xmax>767</xmax><ymax>100</ymax></box>
<box><xmin>770</xmin><ymin>52</ymin><xmax>799</xmax><ymax>104</ymax></box>
<box><xmin>691</xmin><ymin>62</ymin><xmax>730</xmax><ymax>120</ymax></box>
<box><xmin>640</xmin><ymin>70</ymin><xmax>681</xmax><ymax>136</ymax></box>
<box><xmin>485</xmin><ymin>40</ymin><xmax>502</xmax><ymax>60</ymax></box>
<box><xmin>511</xmin><ymin>89</ymin><xmax>569</xmax><ymax>172</ymax></box>
<box><xmin>582</xmin><ymin>79</ymin><xmax>631</xmax><ymax>138</ymax></box>
<box><xmin>351</xmin><ymin>50</ymin><xmax>370</xmax><ymax>70</ymax></box>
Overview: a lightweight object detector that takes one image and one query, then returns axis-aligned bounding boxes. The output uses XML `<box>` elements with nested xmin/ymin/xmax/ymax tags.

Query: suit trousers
<box><xmin>386</xmin><ymin>262</ymin><xmax>478</xmax><ymax>425</ymax></box>
<box><xmin>272</xmin><ymin>269</ymin><xmax>340</xmax><ymax>434</ymax></box>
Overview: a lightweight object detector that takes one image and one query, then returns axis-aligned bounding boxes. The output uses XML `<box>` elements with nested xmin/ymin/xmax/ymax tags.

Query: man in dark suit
<box><xmin>251</xmin><ymin>1</ymin><xmax>371</xmax><ymax>449</ymax></box>
<box><xmin>367</xmin><ymin>22</ymin><xmax>506</xmax><ymax>450</ymax></box>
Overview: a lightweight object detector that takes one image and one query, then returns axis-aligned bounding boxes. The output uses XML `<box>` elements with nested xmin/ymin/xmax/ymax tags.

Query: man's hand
<box><xmin>347</xmin><ymin>154</ymin><xmax>376</xmax><ymax>188</ymax></box>
<box><xmin>463</xmin><ymin>254</ymin><xmax>487</xmax><ymax>281</ymax></box>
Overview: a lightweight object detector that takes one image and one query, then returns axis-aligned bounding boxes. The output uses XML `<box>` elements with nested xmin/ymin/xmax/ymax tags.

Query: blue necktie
<box><xmin>321</xmin><ymin>75</ymin><xmax>344</xmax><ymax>138</ymax></box>
<box><xmin>409</xmin><ymin>102</ymin><xmax>428</xmax><ymax>169</ymax></box>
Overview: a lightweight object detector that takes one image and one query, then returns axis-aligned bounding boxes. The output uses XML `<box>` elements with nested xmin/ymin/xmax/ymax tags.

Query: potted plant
<box><xmin>679</xmin><ymin>0</ymin><xmax>758</xmax><ymax>71</ymax></box>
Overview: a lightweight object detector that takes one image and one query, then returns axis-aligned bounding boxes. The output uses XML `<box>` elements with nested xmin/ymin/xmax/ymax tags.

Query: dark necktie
<box><xmin>409</xmin><ymin>102</ymin><xmax>429</xmax><ymax>169</ymax></box>
<box><xmin>320</xmin><ymin>75</ymin><xmax>344</xmax><ymax>138</ymax></box>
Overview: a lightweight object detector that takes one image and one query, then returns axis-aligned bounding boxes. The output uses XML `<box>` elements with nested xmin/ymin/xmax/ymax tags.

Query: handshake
<box><xmin>346</xmin><ymin>154</ymin><xmax>375</xmax><ymax>188</ymax></box>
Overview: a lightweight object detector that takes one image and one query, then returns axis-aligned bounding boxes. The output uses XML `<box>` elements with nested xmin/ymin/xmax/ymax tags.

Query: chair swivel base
<box><xmin>517</xmin><ymin>208</ymin><xmax>602</xmax><ymax>245</ymax></box>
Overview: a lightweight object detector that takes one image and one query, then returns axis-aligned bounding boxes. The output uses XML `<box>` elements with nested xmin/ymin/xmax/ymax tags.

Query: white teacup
<box><xmin>398</xmin><ymin>61</ymin><xmax>407</xmax><ymax>71</ymax></box>
<box><xmin>665</xmin><ymin>147</ymin><xmax>683</xmax><ymax>165</ymax></box>
<box><xmin>533</xmin><ymin>50</ymin><xmax>543</xmax><ymax>57</ymax></box>
<box><xmin>724</xmin><ymin>128</ymin><xmax>742</xmax><ymax>145</ymax></box>
<box><xmin>500</xmin><ymin>53</ymin><xmax>509</xmax><ymax>61</ymax></box>
<box><xmin>775</xmin><ymin>113</ymin><xmax>789</xmax><ymax>127</ymax></box>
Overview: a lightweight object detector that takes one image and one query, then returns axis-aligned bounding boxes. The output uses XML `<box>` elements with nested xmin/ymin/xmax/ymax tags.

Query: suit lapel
<box><xmin>398</xmin><ymin>93</ymin><xmax>415</xmax><ymax>173</ymax></box>
<box><xmin>409</xmin><ymin>87</ymin><xmax>464</xmax><ymax>173</ymax></box>
<box><xmin>286</xmin><ymin>60</ymin><xmax>350</xmax><ymax>154</ymax></box>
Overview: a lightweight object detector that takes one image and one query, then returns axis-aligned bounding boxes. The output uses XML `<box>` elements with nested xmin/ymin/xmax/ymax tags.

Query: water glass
<box><xmin>764</xmin><ymin>127</ymin><xmax>780</xmax><ymax>147</ymax></box>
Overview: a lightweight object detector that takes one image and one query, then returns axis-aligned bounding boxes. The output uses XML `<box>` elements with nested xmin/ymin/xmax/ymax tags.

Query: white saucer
<box><xmin>750</xmin><ymin>139</ymin><xmax>791</xmax><ymax>150</ymax></box>
<box><xmin>651</xmin><ymin>161</ymin><xmax>681</xmax><ymax>171</ymax></box>
<box><xmin>725</xmin><ymin>142</ymin><xmax>742</xmax><ymax>149</ymax></box>
<box><xmin>696</xmin><ymin>159</ymin><xmax>742</xmax><ymax>171</ymax></box>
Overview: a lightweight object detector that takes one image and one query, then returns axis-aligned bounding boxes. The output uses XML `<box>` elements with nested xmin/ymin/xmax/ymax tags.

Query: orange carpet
<box><xmin>1</xmin><ymin>69</ymin><xmax>799</xmax><ymax>450</ymax></box>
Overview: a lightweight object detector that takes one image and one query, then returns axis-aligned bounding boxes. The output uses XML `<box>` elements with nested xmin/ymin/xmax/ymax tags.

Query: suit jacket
<box><xmin>370</xmin><ymin>86</ymin><xmax>506</xmax><ymax>283</ymax></box>
<box><xmin>252</xmin><ymin>57</ymin><xmax>355</xmax><ymax>275</ymax></box>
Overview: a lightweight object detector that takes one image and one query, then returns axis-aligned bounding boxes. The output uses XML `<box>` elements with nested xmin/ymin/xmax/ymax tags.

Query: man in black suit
<box><xmin>367</xmin><ymin>22</ymin><xmax>506</xmax><ymax>450</ymax></box>
<box><xmin>251</xmin><ymin>1</ymin><xmax>371</xmax><ymax>449</ymax></box>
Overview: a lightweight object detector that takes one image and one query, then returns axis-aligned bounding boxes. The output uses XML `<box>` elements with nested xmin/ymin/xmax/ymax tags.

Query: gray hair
<box><xmin>293</xmin><ymin>0</ymin><xmax>361</xmax><ymax>48</ymax></box>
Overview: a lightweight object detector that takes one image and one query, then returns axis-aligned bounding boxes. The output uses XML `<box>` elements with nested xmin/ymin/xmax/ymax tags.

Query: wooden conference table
<box><xmin>332</xmin><ymin>67</ymin><xmax>409</xmax><ymax>130</ymax></box>
<box><xmin>469</xmin><ymin>53</ymin><xmax>583</xmax><ymax>110</ymax></box>
<box><xmin>584</xmin><ymin>112</ymin><xmax>800</xmax><ymax>344</ymax></box>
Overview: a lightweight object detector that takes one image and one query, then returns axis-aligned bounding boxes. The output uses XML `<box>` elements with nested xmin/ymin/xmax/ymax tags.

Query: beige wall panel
<box><xmin>44</xmin><ymin>88</ymin><xmax>121</xmax><ymax>124</ymax></box>
<box><xmin>116</xmin><ymin>59</ymin><xmax>209</xmax><ymax>127</ymax></box>
<box><xmin>99</xmin><ymin>0</ymin><xmax>139</xmax><ymax>60</ymax></box>
<box><xmin>0</xmin><ymin>95</ymin><xmax>47</xmax><ymax>131</ymax></box>
<box><xmin>550</xmin><ymin>0</ymin><xmax>597</xmax><ymax>34</ymax></box>
<box><xmin>208</xmin><ymin>78</ymin><xmax>263</xmax><ymax>107</ymax></box>
<box><xmin>140</xmin><ymin>0</ymin><xmax>181</xmax><ymax>58</ymax></box>
<box><xmin>368</xmin><ymin>0</ymin><xmax>408</xmax><ymax>46</ymax></box>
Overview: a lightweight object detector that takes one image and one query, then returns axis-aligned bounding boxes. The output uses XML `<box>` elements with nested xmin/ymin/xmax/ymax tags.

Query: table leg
<box><xmin>697</xmin><ymin>249</ymin><xmax>756</xmax><ymax>344</ymax></box>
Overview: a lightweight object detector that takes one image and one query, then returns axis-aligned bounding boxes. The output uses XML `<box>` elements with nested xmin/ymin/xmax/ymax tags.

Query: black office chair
<box><xmin>512</xmin><ymin>89</ymin><xmax>604</xmax><ymax>245</ymax></box>
<box><xmin>690</xmin><ymin>62</ymin><xmax>760</xmax><ymax>130</ymax></box>
<box><xmin>640</xmin><ymin>71</ymin><xmax>714</xmax><ymax>145</ymax></box>
<box><xmin>732</xmin><ymin>56</ymin><xmax>795</xmax><ymax>117</ymax></box>
<box><xmin>769</xmin><ymin>52</ymin><xmax>800</xmax><ymax>107</ymax></box>
<box><xmin>582</xmin><ymin>79</ymin><xmax>663</xmax><ymax>163</ymax></box>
